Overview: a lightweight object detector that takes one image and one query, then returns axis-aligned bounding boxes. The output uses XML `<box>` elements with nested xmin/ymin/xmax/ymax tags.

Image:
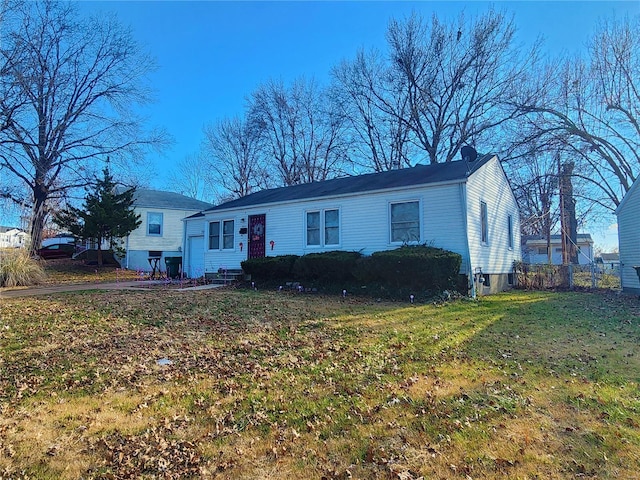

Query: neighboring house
<box><xmin>595</xmin><ymin>252</ymin><xmax>620</xmax><ymax>274</ymax></box>
<box><xmin>521</xmin><ymin>234</ymin><xmax>594</xmax><ymax>265</ymax></box>
<box><xmin>615</xmin><ymin>177</ymin><xmax>640</xmax><ymax>295</ymax></box>
<box><xmin>0</xmin><ymin>227</ymin><xmax>28</xmax><ymax>249</ymax></box>
<box><xmin>122</xmin><ymin>189</ymin><xmax>212</xmax><ymax>272</ymax></box>
<box><xmin>183</xmin><ymin>153</ymin><xmax>521</xmax><ymax>294</ymax></box>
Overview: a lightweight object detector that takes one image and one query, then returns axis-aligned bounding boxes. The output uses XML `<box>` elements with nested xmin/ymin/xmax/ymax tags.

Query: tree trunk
<box><xmin>96</xmin><ymin>233</ymin><xmax>104</xmax><ymax>267</ymax></box>
<box><xmin>97</xmin><ymin>246</ymin><xmax>104</xmax><ymax>267</ymax></box>
<box><xmin>559</xmin><ymin>161</ymin><xmax>578</xmax><ymax>264</ymax></box>
<box><xmin>28</xmin><ymin>189</ymin><xmax>48</xmax><ymax>256</ymax></box>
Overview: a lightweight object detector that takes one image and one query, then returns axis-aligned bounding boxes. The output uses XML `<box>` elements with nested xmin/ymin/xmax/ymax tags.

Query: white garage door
<box><xmin>188</xmin><ymin>236</ymin><xmax>205</xmax><ymax>279</ymax></box>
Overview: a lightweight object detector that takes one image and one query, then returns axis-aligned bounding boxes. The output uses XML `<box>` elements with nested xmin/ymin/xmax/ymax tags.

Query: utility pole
<box><xmin>559</xmin><ymin>159</ymin><xmax>578</xmax><ymax>265</ymax></box>
<box><xmin>558</xmin><ymin>155</ymin><xmax>568</xmax><ymax>266</ymax></box>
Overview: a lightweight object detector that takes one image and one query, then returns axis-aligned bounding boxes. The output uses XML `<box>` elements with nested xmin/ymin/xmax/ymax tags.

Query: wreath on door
<box><xmin>252</xmin><ymin>222</ymin><xmax>264</xmax><ymax>241</ymax></box>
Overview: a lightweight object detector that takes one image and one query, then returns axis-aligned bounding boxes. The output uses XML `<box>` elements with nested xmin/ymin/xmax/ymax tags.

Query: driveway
<box><xmin>0</xmin><ymin>281</ymin><xmax>222</xmax><ymax>298</ymax></box>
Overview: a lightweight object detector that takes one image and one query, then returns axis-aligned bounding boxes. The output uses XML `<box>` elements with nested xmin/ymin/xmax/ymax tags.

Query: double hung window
<box><xmin>390</xmin><ymin>201</ymin><xmax>420</xmax><ymax>243</ymax></box>
<box><xmin>147</xmin><ymin>212</ymin><xmax>163</xmax><ymax>236</ymax></box>
<box><xmin>209</xmin><ymin>220</ymin><xmax>234</xmax><ymax>250</ymax></box>
<box><xmin>306</xmin><ymin>209</ymin><xmax>340</xmax><ymax>247</ymax></box>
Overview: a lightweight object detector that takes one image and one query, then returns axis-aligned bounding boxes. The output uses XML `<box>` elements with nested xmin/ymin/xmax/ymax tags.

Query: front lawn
<box><xmin>38</xmin><ymin>258</ymin><xmax>140</xmax><ymax>285</ymax></box>
<box><xmin>0</xmin><ymin>289</ymin><xmax>638</xmax><ymax>479</ymax></box>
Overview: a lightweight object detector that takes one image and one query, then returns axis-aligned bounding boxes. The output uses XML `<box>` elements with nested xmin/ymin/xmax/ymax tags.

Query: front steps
<box><xmin>205</xmin><ymin>268</ymin><xmax>244</xmax><ymax>285</ymax></box>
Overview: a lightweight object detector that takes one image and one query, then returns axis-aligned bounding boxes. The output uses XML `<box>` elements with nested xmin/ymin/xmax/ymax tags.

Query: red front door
<box><xmin>248</xmin><ymin>214</ymin><xmax>266</xmax><ymax>259</ymax></box>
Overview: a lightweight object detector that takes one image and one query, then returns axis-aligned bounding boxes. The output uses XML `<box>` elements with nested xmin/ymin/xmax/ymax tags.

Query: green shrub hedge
<box><xmin>354</xmin><ymin>245</ymin><xmax>462</xmax><ymax>291</ymax></box>
<box><xmin>241</xmin><ymin>255</ymin><xmax>299</xmax><ymax>281</ymax></box>
<box><xmin>241</xmin><ymin>246</ymin><xmax>463</xmax><ymax>298</ymax></box>
<box><xmin>292</xmin><ymin>250</ymin><xmax>362</xmax><ymax>282</ymax></box>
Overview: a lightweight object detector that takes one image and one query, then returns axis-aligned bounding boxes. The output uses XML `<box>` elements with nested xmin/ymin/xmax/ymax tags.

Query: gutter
<box><xmin>182</xmin><ymin>216</ymin><xmax>188</xmax><ymax>278</ymax></box>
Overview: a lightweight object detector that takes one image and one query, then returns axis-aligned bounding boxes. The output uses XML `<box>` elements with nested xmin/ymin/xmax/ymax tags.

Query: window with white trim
<box><xmin>480</xmin><ymin>201</ymin><xmax>488</xmax><ymax>244</ymax></box>
<box><xmin>390</xmin><ymin>201</ymin><xmax>420</xmax><ymax>243</ymax></box>
<box><xmin>507</xmin><ymin>214</ymin><xmax>514</xmax><ymax>249</ymax></box>
<box><xmin>209</xmin><ymin>220</ymin><xmax>234</xmax><ymax>250</ymax></box>
<box><xmin>208</xmin><ymin>222</ymin><xmax>220</xmax><ymax>249</ymax></box>
<box><xmin>306</xmin><ymin>211</ymin><xmax>320</xmax><ymax>246</ymax></box>
<box><xmin>147</xmin><ymin>212</ymin><xmax>163</xmax><ymax>236</ymax></box>
<box><xmin>306</xmin><ymin>209</ymin><xmax>340</xmax><ymax>247</ymax></box>
<box><xmin>222</xmin><ymin>220</ymin><xmax>234</xmax><ymax>249</ymax></box>
<box><xmin>324</xmin><ymin>209</ymin><xmax>340</xmax><ymax>245</ymax></box>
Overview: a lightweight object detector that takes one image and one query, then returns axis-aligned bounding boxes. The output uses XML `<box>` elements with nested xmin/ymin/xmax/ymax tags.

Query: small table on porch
<box><xmin>148</xmin><ymin>257</ymin><xmax>161</xmax><ymax>279</ymax></box>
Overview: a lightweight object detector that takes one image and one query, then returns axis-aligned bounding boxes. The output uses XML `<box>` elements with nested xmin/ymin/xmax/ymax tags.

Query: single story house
<box><xmin>121</xmin><ymin>189</ymin><xmax>212</xmax><ymax>273</ymax></box>
<box><xmin>615</xmin><ymin>177</ymin><xmax>640</xmax><ymax>295</ymax></box>
<box><xmin>521</xmin><ymin>234</ymin><xmax>594</xmax><ymax>265</ymax></box>
<box><xmin>183</xmin><ymin>152</ymin><xmax>521</xmax><ymax>295</ymax></box>
<box><xmin>595</xmin><ymin>252</ymin><xmax>620</xmax><ymax>274</ymax></box>
<box><xmin>0</xmin><ymin>227</ymin><xmax>28</xmax><ymax>249</ymax></box>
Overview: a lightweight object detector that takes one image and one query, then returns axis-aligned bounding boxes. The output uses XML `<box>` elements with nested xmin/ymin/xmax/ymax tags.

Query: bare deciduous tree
<box><xmin>249</xmin><ymin>77</ymin><xmax>350</xmax><ymax>186</ymax></box>
<box><xmin>509</xmin><ymin>154</ymin><xmax>559</xmax><ymax>239</ymax></box>
<box><xmin>165</xmin><ymin>153</ymin><xmax>213</xmax><ymax>203</ymax></box>
<box><xmin>0</xmin><ymin>1</ymin><xmax>162</xmax><ymax>253</ymax></box>
<box><xmin>513</xmin><ymin>15</ymin><xmax>640</xmax><ymax>212</ymax></box>
<box><xmin>332</xmin><ymin>49</ymin><xmax>417</xmax><ymax>172</ymax></box>
<box><xmin>202</xmin><ymin>116</ymin><xmax>266</xmax><ymax>201</ymax></box>
<box><xmin>387</xmin><ymin>9</ymin><xmax>536</xmax><ymax>164</ymax></box>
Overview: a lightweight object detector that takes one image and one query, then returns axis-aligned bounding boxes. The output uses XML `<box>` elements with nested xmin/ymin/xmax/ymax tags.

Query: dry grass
<box><xmin>38</xmin><ymin>258</ymin><xmax>140</xmax><ymax>285</ymax></box>
<box><xmin>0</xmin><ymin>249</ymin><xmax>46</xmax><ymax>288</ymax></box>
<box><xmin>0</xmin><ymin>288</ymin><xmax>639</xmax><ymax>479</ymax></box>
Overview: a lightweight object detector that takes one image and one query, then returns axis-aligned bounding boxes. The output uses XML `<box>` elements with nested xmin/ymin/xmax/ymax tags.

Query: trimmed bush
<box><xmin>354</xmin><ymin>245</ymin><xmax>462</xmax><ymax>292</ymax></box>
<box><xmin>241</xmin><ymin>247</ymin><xmax>462</xmax><ymax>299</ymax></box>
<box><xmin>241</xmin><ymin>255</ymin><xmax>299</xmax><ymax>281</ymax></box>
<box><xmin>293</xmin><ymin>251</ymin><xmax>362</xmax><ymax>282</ymax></box>
<box><xmin>0</xmin><ymin>249</ymin><xmax>46</xmax><ymax>287</ymax></box>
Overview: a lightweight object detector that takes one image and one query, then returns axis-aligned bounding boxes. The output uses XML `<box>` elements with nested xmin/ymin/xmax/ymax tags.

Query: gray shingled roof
<box><xmin>132</xmin><ymin>189</ymin><xmax>213</xmax><ymax>211</ymax></box>
<box><xmin>204</xmin><ymin>154</ymin><xmax>494</xmax><ymax>212</ymax></box>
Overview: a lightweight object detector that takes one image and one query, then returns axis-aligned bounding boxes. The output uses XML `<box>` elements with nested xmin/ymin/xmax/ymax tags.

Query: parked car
<box><xmin>36</xmin><ymin>243</ymin><xmax>78</xmax><ymax>259</ymax></box>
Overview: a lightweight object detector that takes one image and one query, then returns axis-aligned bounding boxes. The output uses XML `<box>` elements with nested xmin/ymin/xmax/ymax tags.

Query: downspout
<box><xmin>125</xmin><ymin>235</ymin><xmax>130</xmax><ymax>269</ymax></box>
<box><xmin>459</xmin><ymin>182</ymin><xmax>475</xmax><ymax>299</ymax></box>
<box><xmin>181</xmin><ymin>216</ymin><xmax>188</xmax><ymax>278</ymax></box>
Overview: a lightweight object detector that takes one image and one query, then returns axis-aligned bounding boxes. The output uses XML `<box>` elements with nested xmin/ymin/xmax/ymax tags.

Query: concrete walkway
<box><xmin>0</xmin><ymin>280</ymin><xmax>223</xmax><ymax>299</ymax></box>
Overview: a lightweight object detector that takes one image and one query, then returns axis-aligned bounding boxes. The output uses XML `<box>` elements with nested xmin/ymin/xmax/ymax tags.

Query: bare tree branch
<box><xmin>0</xmin><ymin>0</ymin><xmax>163</xmax><ymax>252</ymax></box>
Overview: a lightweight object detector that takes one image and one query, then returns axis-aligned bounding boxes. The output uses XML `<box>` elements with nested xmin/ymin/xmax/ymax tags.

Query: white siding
<box><xmin>465</xmin><ymin>156</ymin><xmax>521</xmax><ymax>275</ymax></box>
<box><xmin>617</xmin><ymin>180</ymin><xmax>640</xmax><ymax>294</ymax></box>
<box><xmin>185</xmin><ymin>217</ymin><xmax>206</xmax><ymax>237</ymax></box>
<box><xmin>0</xmin><ymin>229</ymin><xmax>27</xmax><ymax>248</ymax></box>
<box><xmin>124</xmin><ymin>207</ymin><xmax>201</xmax><ymax>271</ymax></box>
<box><xmin>128</xmin><ymin>207</ymin><xmax>199</xmax><ymax>251</ymax></box>
<box><xmin>200</xmin><ymin>183</ymin><xmax>469</xmax><ymax>274</ymax></box>
<box><xmin>523</xmin><ymin>240</ymin><xmax>594</xmax><ymax>265</ymax></box>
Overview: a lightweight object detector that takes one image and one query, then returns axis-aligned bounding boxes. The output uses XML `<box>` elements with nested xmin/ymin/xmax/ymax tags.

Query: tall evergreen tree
<box><xmin>55</xmin><ymin>166</ymin><xmax>141</xmax><ymax>266</ymax></box>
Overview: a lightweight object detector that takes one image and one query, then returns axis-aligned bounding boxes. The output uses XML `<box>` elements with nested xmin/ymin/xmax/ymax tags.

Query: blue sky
<box><xmin>73</xmin><ymin>2</ymin><xmax>640</xmax><ymax>249</ymax></box>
